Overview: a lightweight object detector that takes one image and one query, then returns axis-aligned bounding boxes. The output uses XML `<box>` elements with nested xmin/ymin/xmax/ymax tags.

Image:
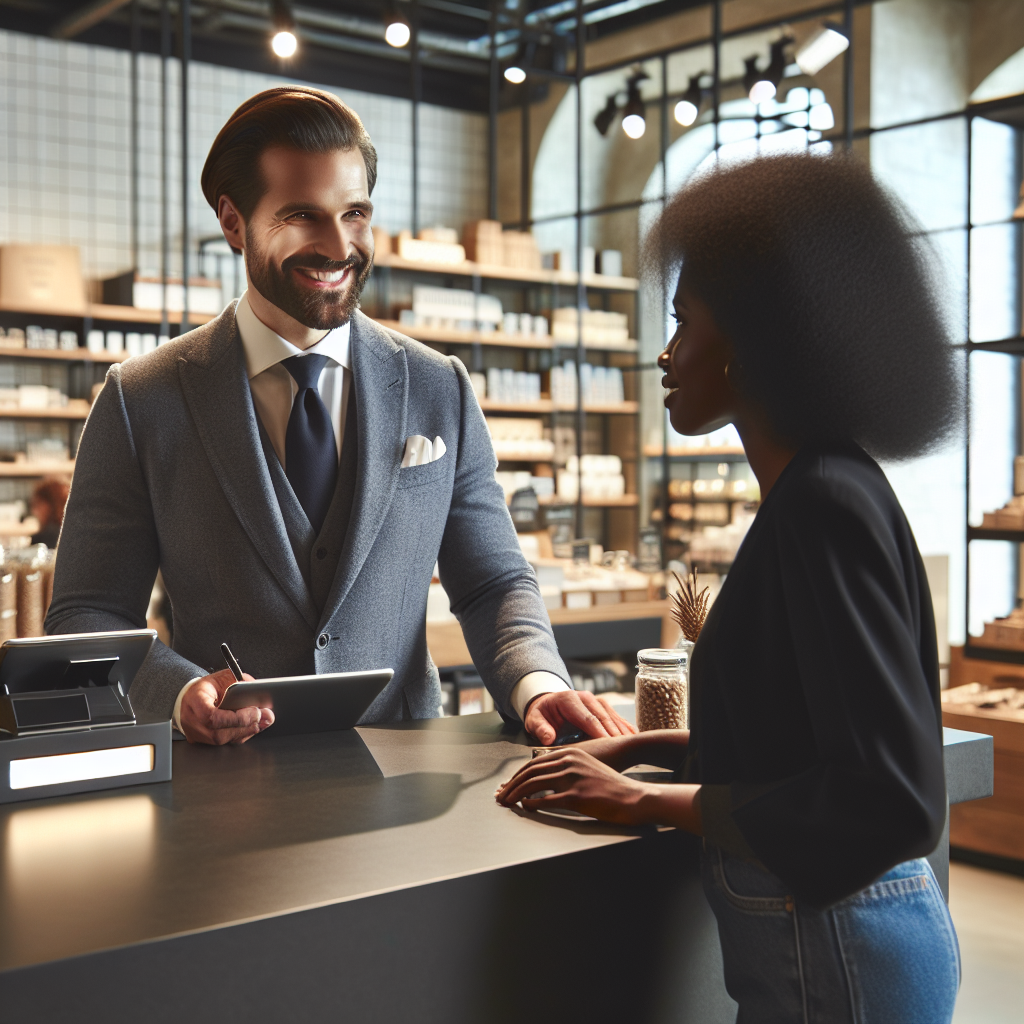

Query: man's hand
<box><xmin>179</xmin><ymin>668</ymin><xmax>275</xmax><ymax>745</ymax></box>
<box><xmin>495</xmin><ymin>748</ymin><xmax>653</xmax><ymax>826</ymax></box>
<box><xmin>524</xmin><ymin>690</ymin><xmax>637</xmax><ymax>746</ymax></box>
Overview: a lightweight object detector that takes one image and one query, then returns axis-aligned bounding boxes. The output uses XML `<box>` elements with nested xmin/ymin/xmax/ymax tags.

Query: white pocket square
<box><xmin>401</xmin><ymin>434</ymin><xmax>447</xmax><ymax>468</ymax></box>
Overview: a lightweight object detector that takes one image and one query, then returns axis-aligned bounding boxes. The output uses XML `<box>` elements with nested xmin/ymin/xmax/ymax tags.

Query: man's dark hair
<box><xmin>201</xmin><ymin>85</ymin><xmax>378</xmax><ymax>220</ymax></box>
<box><xmin>646</xmin><ymin>152</ymin><xmax>962</xmax><ymax>461</ymax></box>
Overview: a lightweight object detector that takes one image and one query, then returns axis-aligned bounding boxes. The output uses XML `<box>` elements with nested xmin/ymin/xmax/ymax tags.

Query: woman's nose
<box><xmin>657</xmin><ymin>348</ymin><xmax>670</xmax><ymax>370</ymax></box>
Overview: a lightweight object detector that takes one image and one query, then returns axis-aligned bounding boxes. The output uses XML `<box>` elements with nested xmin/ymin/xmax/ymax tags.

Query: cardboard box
<box><xmin>0</xmin><ymin>245</ymin><xmax>87</xmax><ymax>313</ymax></box>
<box><xmin>462</xmin><ymin>220</ymin><xmax>504</xmax><ymax>264</ymax></box>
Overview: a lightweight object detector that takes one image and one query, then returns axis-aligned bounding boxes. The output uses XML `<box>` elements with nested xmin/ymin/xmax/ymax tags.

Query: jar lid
<box><xmin>637</xmin><ymin>647</ymin><xmax>688</xmax><ymax>667</ymax></box>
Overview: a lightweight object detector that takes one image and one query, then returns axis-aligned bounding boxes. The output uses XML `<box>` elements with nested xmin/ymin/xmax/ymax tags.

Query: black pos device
<box><xmin>0</xmin><ymin>630</ymin><xmax>172</xmax><ymax>804</ymax></box>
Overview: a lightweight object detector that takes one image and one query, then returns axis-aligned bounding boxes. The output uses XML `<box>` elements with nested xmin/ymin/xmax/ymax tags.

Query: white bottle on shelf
<box><xmin>86</xmin><ymin>330</ymin><xmax>105</xmax><ymax>353</ymax></box>
<box><xmin>105</xmin><ymin>331</ymin><xmax>124</xmax><ymax>354</ymax></box>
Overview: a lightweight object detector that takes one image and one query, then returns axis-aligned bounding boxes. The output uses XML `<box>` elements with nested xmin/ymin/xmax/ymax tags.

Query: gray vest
<box><xmin>256</xmin><ymin>390</ymin><xmax>359</xmax><ymax>614</ymax></box>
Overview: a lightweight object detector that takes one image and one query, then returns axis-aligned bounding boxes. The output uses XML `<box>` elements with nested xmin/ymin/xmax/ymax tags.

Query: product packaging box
<box><xmin>0</xmin><ymin>245</ymin><xmax>87</xmax><ymax>313</ymax></box>
<box><xmin>462</xmin><ymin>219</ymin><xmax>504</xmax><ymax>264</ymax></box>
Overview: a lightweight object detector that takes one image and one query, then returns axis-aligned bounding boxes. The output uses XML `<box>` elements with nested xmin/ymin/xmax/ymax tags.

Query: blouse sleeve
<box><xmin>729</xmin><ymin>467</ymin><xmax>946</xmax><ymax>908</ymax></box>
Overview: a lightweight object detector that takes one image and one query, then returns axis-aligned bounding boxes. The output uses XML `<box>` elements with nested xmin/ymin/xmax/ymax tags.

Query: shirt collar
<box><xmin>235</xmin><ymin>290</ymin><xmax>352</xmax><ymax>381</ymax></box>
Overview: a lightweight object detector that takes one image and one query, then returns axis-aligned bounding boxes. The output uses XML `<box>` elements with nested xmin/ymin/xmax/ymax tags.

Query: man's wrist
<box><xmin>172</xmin><ymin>677</ymin><xmax>202</xmax><ymax>732</ymax></box>
<box><xmin>510</xmin><ymin>671</ymin><xmax>570</xmax><ymax>721</ymax></box>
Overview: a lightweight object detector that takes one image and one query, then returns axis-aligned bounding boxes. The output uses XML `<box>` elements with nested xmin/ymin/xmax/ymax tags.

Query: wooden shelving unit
<box><xmin>370</xmin><ymin>249</ymin><xmax>643</xmax><ymax>555</ymax></box>
<box><xmin>372</xmin><ymin>253</ymin><xmax>639</xmax><ymax>292</ymax></box>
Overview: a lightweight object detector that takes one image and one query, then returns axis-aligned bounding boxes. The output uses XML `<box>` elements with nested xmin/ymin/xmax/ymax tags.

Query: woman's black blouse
<box><xmin>688</xmin><ymin>443</ymin><xmax>946</xmax><ymax>908</ymax></box>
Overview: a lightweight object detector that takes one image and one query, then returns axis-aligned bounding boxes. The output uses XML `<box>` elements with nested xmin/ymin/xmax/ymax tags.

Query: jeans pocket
<box><xmin>711</xmin><ymin>847</ymin><xmax>792</xmax><ymax>915</ymax></box>
<box><xmin>832</xmin><ymin>859</ymin><xmax>960</xmax><ymax>1024</ymax></box>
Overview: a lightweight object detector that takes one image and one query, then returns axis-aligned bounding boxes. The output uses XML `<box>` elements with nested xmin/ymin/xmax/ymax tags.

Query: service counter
<box><xmin>0</xmin><ymin>715</ymin><xmax>994</xmax><ymax>1023</ymax></box>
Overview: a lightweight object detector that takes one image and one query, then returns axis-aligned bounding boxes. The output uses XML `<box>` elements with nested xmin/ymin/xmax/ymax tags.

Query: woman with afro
<box><xmin>498</xmin><ymin>152</ymin><xmax>962</xmax><ymax>1023</ymax></box>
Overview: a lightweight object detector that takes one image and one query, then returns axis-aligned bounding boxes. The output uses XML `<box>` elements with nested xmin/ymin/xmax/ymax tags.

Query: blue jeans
<box><xmin>702</xmin><ymin>844</ymin><xmax>960</xmax><ymax>1024</ymax></box>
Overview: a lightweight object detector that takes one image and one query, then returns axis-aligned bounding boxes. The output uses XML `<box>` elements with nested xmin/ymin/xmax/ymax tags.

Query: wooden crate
<box><xmin>945</xmin><ymin>647</ymin><xmax>1024</xmax><ymax>861</ymax></box>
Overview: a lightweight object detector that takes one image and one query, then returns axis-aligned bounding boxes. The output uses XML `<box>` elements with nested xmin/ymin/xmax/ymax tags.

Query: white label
<box><xmin>10</xmin><ymin>744</ymin><xmax>155</xmax><ymax>790</ymax></box>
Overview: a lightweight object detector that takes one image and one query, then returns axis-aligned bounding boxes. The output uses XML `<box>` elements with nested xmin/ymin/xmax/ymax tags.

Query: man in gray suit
<box><xmin>47</xmin><ymin>86</ymin><xmax>633</xmax><ymax>747</ymax></box>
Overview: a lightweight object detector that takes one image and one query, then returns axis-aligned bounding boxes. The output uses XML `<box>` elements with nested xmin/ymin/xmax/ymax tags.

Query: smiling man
<box><xmin>46</xmin><ymin>86</ymin><xmax>633</xmax><ymax>746</ymax></box>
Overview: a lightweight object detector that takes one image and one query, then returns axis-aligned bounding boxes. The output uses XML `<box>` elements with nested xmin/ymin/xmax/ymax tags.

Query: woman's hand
<box><xmin>547</xmin><ymin>735</ymin><xmax>637</xmax><ymax>772</ymax></box>
<box><xmin>496</xmin><ymin>748</ymin><xmax>656</xmax><ymax>826</ymax></box>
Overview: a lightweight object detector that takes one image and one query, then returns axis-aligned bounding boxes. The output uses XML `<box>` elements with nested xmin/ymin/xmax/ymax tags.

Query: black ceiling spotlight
<box><xmin>621</xmin><ymin>69</ymin><xmax>649</xmax><ymax>139</ymax></box>
<box><xmin>270</xmin><ymin>0</ymin><xmax>298</xmax><ymax>58</ymax></box>
<box><xmin>674</xmin><ymin>73</ymin><xmax>706</xmax><ymax>127</ymax></box>
<box><xmin>593</xmin><ymin>94</ymin><xmax>619</xmax><ymax>135</ymax></box>
<box><xmin>745</xmin><ymin>36</ymin><xmax>794</xmax><ymax>104</ymax></box>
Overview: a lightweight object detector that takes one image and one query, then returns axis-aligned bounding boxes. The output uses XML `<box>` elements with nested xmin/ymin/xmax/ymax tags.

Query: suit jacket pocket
<box><xmin>397</xmin><ymin>457</ymin><xmax>450</xmax><ymax>489</ymax></box>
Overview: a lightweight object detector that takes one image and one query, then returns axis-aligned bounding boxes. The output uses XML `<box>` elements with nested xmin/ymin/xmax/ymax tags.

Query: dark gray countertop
<box><xmin>0</xmin><ymin>713</ymin><xmax>993</xmax><ymax>975</ymax></box>
<box><xmin>0</xmin><ymin>713</ymin><xmax>649</xmax><ymax>973</ymax></box>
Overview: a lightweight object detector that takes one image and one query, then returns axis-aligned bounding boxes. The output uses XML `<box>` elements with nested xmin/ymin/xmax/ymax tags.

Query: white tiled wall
<box><xmin>0</xmin><ymin>29</ymin><xmax>488</xmax><ymax>282</ymax></box>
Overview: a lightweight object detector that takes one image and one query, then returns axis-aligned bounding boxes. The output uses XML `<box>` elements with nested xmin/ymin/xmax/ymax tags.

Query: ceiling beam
<box><xmin>52</xmin><ymin>0</ymin><xmax>133</xmax><ymax>39</ymax></box>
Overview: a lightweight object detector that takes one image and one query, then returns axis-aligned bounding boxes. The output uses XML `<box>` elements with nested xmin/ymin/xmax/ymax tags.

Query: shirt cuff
<box><xmin>510</xmin><ymin>671</ymin><xmax>571</xmax><ymax>721</ymax></box>
<box><xmin>172</xmin><ymin>677</ymin><xmax>202</xmax><ymax>733</ymax></box>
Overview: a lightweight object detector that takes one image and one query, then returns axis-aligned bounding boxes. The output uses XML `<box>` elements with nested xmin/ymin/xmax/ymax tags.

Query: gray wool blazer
<box><xmin>45</xmin><ymin>304</ymin><xmax>571</xmax><ymax>722</ymax></box>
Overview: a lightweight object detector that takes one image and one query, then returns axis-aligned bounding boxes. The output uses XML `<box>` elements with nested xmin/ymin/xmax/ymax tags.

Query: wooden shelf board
<box><xmin>494</xmin><ymin>453</ymin><xmax>555</xmax><ymax>462</ymax></box>
<box><xmin>0</xmin><ymin>521</ymin><xmax>37</xmax><ymax>535</ymax></box>
<box><xmin>0</xmin><ymin>461</ymin><xmax>75</xmax><ymax>477</ymax></box>
<box><xmin>480</xmin><ymin>398</ymin><xmax>638</xmax><ymax>414</ymax></box>
<box><xmin>536</xmin><ymin>494</ymin><xmax>638</xmax><ymax>507</ymax></box>
<box><xmin>373</xmin><ymin>319</ymin><xmax>639</xmax><ymax>353</ymax></box>
<box><xmin>0</xmin><ymin>300</ymin><xmax>216</xmax><ymax>326</ymax></box>
<box><xmin>968</xmin><ymin>526</ymin><xmax>1024</xmax><ymax>543</ymax></box>
<box><xmin>372</xmin><ymin>253</ymin><xmax>639</xmax><ymax>291</ymax></box>
<box><xmin>963</xmin><ymin>643</ymin><xmax>1024</xmax><ymax>666</ymax></box>
<box><xmin>643</xmin><ymin>445</ymin><xmax>747</xmax><ymax>458</ymax></box>
<box><xmin>0</xmin><ymin>345</ymin><xmax>127</xmax><ymax>363</ymax></box>
<box><xmin>0</xmin><ymin>401</ymin><xmax>91</xmax><ymax>420</ymax></box>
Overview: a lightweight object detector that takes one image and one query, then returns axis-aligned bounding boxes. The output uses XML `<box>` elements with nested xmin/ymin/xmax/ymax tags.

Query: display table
<box><xmin>0</xmin><ymin>715</ymin><xmax>993</xmax><ymax>1023</ymax></box>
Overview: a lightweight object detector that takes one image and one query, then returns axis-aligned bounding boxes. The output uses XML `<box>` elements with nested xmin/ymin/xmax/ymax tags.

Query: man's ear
<box><xmin>218</xmin><ymin>195</ymin><xmax>245</xmax><ymax>257</ymax></box>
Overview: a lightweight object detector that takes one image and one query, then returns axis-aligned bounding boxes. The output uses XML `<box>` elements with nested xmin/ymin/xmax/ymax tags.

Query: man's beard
<box><xmin>245</xmin><ymin>230</ymin><xmax>372</xmax><ymax>331</ymax></box>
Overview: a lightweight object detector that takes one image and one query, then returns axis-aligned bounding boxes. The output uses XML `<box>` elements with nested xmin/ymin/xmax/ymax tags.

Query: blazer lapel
<box><xmin>177</xmin><ymin>306</ymin><xmax>320</xmax><ymax>630</ymax></box>
<box><xmin>318</xmin><ymin>311</ymin><xmax>408</xmax><ymax>628</ymax></box>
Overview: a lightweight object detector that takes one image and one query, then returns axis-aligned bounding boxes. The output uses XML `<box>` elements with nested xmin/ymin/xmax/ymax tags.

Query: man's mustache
<box><xmin>281</xmin><ymin>250</ymin><xmax>369</xmax><ymax>275</ymax></box>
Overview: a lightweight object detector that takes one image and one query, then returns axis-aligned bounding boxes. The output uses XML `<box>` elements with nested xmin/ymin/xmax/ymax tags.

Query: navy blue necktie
<box><xmin>283</xmin><ymin>353</ymin><xmax>338</xmax><ymax>534</ymax></box>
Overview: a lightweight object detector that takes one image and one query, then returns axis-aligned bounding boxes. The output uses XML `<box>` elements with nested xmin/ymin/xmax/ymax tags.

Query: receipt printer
<box><xmin>0</xmin><ymin>630</ymin><xmax>172</xmax><ymax>804</ymax></box>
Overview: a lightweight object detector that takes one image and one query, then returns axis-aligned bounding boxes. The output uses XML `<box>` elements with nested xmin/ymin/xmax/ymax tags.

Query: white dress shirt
<box><xmin>172</xmin><ymin>293</ymin><xmax>567</xmax><ymax>731</ymax></box>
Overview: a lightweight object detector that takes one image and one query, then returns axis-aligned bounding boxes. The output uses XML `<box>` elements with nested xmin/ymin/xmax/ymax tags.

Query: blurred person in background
<box><xmin>30</xmin><ymin>477</ymin><xmax>69</xmax><ymax>549</ymax></box>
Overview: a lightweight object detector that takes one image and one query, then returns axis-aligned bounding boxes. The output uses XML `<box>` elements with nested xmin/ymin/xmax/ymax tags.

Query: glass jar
<box><xmin>635</xmin><ymin>647</ymin><xmax>690</xmax><ymax>732</ymax></box>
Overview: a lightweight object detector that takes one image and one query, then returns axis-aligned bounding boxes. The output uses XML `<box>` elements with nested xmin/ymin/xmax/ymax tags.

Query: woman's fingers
<box><xmin>499</xmin><ymin>768</ymin><xmax>571</xmax><ymax>807</ymax></box>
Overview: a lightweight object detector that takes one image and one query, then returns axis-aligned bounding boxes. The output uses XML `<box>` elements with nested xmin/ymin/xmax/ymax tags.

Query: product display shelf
<box><xmin>964</xmin><ymin>333</ymin><xmax>1024</xmax><ymax>669</ymax></box>
<box><xmin>532</xmin><ymin>494</ymin><xmax>638</xmax><ymax>507</ymax></box>
<box><xmin>0</xmin><ymin>400</ymin><xmax>91</xmax><ymax>420</ymax></box>
<box><xmin>0</xmin><ymin>300</ymin><xmax>216</xmax><ymax>327</ymax></box>
<box><xmin>370</xmin><ymin>247</ymin><xmax>642</xmax><ymax>556</ymax></box>
<box><xmin>372</xmin><ymin>318</ymin><xmax>639</xmax><ymax>353</ymax></box>
<box><xmin>643</xmin><ymin>444</ymin><xmax>747</xmax><ymax>460</ymax></box>
<box><xmin>0</xmin><ymin>346</ymin><xmax>127</xmax><ymax>363</ymax></box>
<box><xmin>372</xmin><ymin>253</ymin><xmax>639</xmax><ymax>292</ymax></box>
<box><xmin>480</xmin><ymin>398</ymin><xmax>638</xmax><ymax>415</ymax></box>
<box><xmin>0</xmin><ymin>460</ymin><xmax>75</xmax><ymax>477</ymax></box>
<box><xmin>967</xmin><ymin>526</ymin><xmax>1024</xmax><ymax>543</ymax></box>
<box><xmin>962</xmin><ymin>644</ymin><xmax>1024</xmax><ymax>666</ymax></box>
<box><xmin>0</xmin><ymin>521</ymin><xmax>37</xmax><ymax>536</ymax></box>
